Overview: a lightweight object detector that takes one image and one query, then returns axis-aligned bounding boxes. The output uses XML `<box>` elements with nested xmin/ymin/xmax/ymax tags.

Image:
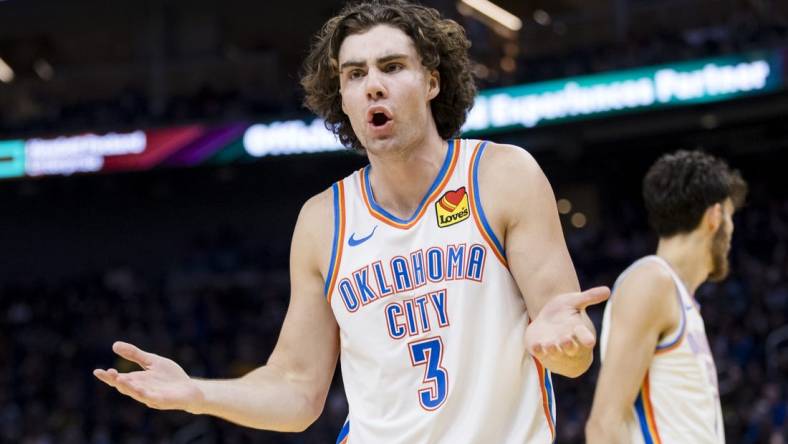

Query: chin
<box><xmin>707</xmin><ymin>256</ymin><xmax>730</xmax><ymax>282</ymax></box>
<box><xmin>708</xmin><ymin>267</ymin><xmax>729</xmax><ymax>283</ymax></box>
<box><xmin>363</xmin><ymin>136</ymin><xmax>400</xmax><ymax>153</ymax></box>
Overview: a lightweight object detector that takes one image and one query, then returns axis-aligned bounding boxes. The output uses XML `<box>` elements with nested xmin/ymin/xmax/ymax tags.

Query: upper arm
<box><xmin>589</xmin><ymin>264</ymin><xmax>679</xmax><ymax>420</ymax></box>
<box><xmin>264</xmin><ymin>189</ymin><xmax>340</xmax><ymax>403</ymax></box>
<box><xmin>476</xmin><ymin>143</ymin><xmax>579</xmax><ymax>317</ymax></box>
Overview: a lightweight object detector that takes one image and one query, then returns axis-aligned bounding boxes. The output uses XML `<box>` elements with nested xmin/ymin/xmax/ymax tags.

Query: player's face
<box><xmin>337</xmin><ymin>24</ymin><xmax>439</xmax><ymax>154</ymax></box>
<box><xmin>708</xmin><ymin>199</ymin><xmax>735</xmax><ymax>282</ymax></box>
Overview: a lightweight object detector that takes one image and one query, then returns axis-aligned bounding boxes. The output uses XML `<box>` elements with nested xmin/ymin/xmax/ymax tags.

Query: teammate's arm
<box><xmin>585</xmin><ymin>263</ymin><xmax>679</xmax><ymax>444</ymax></box>
<box><xmin>477</xmin><ymin>143</ymin><xmax>609</xmax><ymax>378</ymax></box>
<box><xmin>94</xmin><ymin>190</ymin><xmax>340</xmax><ymax>432</ymax></box>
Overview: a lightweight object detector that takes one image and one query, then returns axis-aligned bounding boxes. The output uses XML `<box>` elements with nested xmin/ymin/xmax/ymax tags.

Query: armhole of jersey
<box><xmin>608</xmin><ymin>256</ymin><xmax>685</xmax><ymax>353</ymax></box>
<box><xmin>655</xmin><ymin>278</ymin><xmax>686</xmax><ymax>353</ymax></box>
<box><xmin>467</xmin><ymin>140</ymin><xmax>507</xmax><ymax>265</ymax></box>
<box><xmin>324</xmin><ymin>181</ymin><xmax>346</xmax><ymax>302</ymax></box>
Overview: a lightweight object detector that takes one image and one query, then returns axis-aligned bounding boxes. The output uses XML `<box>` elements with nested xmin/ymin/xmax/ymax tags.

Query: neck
<box><xmin>656</xmin><ymin>233</ymin><xmax>711</xmax><ymax>295</ymax></box>
<box><xmin>365</xmin><ymin>130</ymin><xmax>448</xmax><ymax>219</ymax></box>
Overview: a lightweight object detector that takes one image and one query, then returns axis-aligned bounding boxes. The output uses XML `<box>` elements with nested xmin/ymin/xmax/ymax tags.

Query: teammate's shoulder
<box><xmin>610</xmin><ymin>258</ymin><xmax>679</xmax><ymax>333</ymax></box>
<box><xmin>614</xmin><ymin>258</ymin><xmax>675</xmax><ymax>300</ymax></box>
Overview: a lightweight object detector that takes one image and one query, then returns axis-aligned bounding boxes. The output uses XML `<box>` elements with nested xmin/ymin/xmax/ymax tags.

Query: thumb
<box><xmin>567</xmin><ymin>286</ymin><xmax>610</xmax><ymax>310</ymax></box>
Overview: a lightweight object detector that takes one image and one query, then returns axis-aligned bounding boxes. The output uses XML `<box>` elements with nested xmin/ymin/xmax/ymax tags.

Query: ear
<box><xmin>340</xmin><ymin>88</ymin><xmax>349</xmax><ymax>115</ymax></box>
<box><xmin>703</xmin><ymin>203</ymin><xmax>723</xmax><ymax>233</ymax></box>
<box><xmin>427</xmin><ymin>69</ymin><xmax>440</xmax><ymax>101</ymax></box>
<box><xmin>335</xmin><ymin>60</ymin><xmax>349</xmax><ymax>115</ymax></box>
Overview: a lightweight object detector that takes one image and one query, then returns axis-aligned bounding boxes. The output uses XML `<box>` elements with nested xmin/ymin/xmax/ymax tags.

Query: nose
<box><xmin>365</xmin><ymin>69</ymin><xmax>387</xmax><ymax>100</ymax></box>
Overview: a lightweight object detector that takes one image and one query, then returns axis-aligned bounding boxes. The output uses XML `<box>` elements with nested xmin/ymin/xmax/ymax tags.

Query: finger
<box><xmin>116</xmin><ymin>383</ymin><xmax>148</xmax><ymax>403</ymax></box>
<box><xmin>561</xmin><ymin>336</ymin><xmax>580</xmax><ymax>357</ymax></box>
<box><xmin>567</xmin><ymin>286</ymin><xmax>611</xmax><ymax>310</ymax></box>
<box><xmin>113</xmin><ymin>341</ymin><xmax>155</xmax><ymax>368</ymax></box>
<box><xmin>114</xmin><ymin>375</ymin><xmax>151</xmax><ymax>403</ymax></box>
<box><xmin>97</xmin><ymin>370</ymin><xmax>159</xmax><ymax>408</ymax></box>
<box><xmin>94</xmin><ymin>368</ymin><xmax>120</xmax><ymax>386</ymax></box>
<box><xmin>530</xmin><ymin>343</ymin><xmax>545</xmax><ymax>357</ymax></box>
<box><xmin>573</xmin><ymin>324</ymin><xmax>597</xmax><ymax>348</ymax></box>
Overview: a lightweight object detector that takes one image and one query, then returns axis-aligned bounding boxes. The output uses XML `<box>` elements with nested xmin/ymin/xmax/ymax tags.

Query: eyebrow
<box><xmin>339</xmin><ymin>53</ymin><xmax>409</xmax><ymax>71</ymax></box>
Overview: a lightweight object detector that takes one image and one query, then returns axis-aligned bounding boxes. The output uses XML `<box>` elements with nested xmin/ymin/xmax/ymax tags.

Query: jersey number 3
<box><xmin>408</xmin><ymin>336</ymin><xmax>448</xmax><ymax>410</ymax></box>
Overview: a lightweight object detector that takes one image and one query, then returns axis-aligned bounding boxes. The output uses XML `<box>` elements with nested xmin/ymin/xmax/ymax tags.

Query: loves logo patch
<box><xmin>435</xmin><ymin>187</ymin><xmax>470</xmax><ymax>228</ymax></box>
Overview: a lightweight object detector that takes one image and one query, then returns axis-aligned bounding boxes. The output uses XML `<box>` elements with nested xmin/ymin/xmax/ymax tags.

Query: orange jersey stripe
<box><xmin>642</xmin><ymin>372</ymin><xmax>663</xmax><ymax>444</ymax></box>
<box><xmin>654</xmin><ymin>333</ymin><xmax>685</xmax><ymax>355</ymax></box>
<box><xmin>326</xmin><ymin>181</ymin><xmax>346</xmax><ymax>304</ymax></box>
<box><xmin>533</xmin><ymin>358</ymin><xmax>556</xmax><ymax>440</ymax></box>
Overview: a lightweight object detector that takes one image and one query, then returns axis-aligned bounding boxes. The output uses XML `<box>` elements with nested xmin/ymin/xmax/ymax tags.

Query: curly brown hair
<box><xmin>643</xmin><ymin>150</ymin><xmax>748</xmax><ymax>237</ymax></box>
<box><xmin>300</xmin><ymin>0</ymin><xmax>476</xmax><ymax>152</ymax></box>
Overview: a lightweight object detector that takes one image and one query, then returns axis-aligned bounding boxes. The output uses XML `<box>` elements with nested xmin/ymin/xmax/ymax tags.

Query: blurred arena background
<box><xmin>1</xmin><ymin>0</ymin><xmax>787</xmax><ymax>442</ymax></box>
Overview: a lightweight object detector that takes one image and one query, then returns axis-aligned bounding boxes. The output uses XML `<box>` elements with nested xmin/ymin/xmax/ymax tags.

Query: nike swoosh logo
<box><xmin>348</xmin><ymin>225</ymin><xmax>377</xmax><ymax>247</ymax></box>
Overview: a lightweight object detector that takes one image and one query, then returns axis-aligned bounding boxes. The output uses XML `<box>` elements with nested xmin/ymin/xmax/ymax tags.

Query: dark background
<box><xmin>1</xmin><ymin>0</ymin><xmax>787</xmax><ymax>443</ymax></box>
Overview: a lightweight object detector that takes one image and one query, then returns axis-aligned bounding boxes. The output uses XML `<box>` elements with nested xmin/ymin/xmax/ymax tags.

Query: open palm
<box><xmin>93</xmin><ymin>341</ymin><xmax>202</xmax><ymax>411</ymax></box>
<box><xmin>526</xmin><ymin>286</ymin><xmax>610</xmax><ymax>359</ymax></box>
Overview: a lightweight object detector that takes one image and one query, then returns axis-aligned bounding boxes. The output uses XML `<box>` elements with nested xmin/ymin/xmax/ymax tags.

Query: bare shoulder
<box><xmin>298</xmin><ymin>187</ymin><xmax>334</xmax><ymax>228</ymax></box>
<box><xmin>611</xmin><ymin>260</ymin><xmax>678</xmax><ymax>330</ymax></box>
<box><xmin>476</xmin><ymin>142</ymin><xmax>541</xmax><ymax>184</ymax></box>
<box><xmin>292</xmin><ymin>187</ymin><xmax>336</xmax><ymax>274</ymax></box>
<box><xmin>614</xmin><ymin>260</ymin><xmax>675</xmax><ymax>301</ymax></box>
<box><xmin>474</xmin><ymin>141</ymin><xmax>553</xmax><ymax>231</ymax></box>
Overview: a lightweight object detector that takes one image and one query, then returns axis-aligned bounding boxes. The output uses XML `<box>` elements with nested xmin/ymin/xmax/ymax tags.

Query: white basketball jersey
<box><xmin>600</xmin><ymin>255</ymin><xmax>725</xmax><ymax>444</ymax></box>
<box><xmin>324</xmin><ymin>139</ymin><xmax>555</xmax><ymax>444</ymax></box>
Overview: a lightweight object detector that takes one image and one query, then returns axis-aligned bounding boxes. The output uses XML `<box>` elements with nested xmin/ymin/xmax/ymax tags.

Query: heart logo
<box><xmin>444</xmin><ymin>187</ymin><xmax>466</xmax><ymax>206</ymax></box>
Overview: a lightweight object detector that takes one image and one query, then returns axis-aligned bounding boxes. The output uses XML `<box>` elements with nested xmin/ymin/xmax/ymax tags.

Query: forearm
<box><xmin>188</xmin><ymin>365</ymin><xmax>323</xmax><ymax>432</ymax></box>
<box><xmin>585</xmin><ymin>410</ymin><xmax>629</xmax><ymax>444</ymax></box>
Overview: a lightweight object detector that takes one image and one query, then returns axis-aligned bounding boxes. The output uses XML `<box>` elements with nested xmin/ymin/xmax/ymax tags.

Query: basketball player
<box><xmin>586</xmin><ymin>150</ymin><xmax>747</xmax><ymax>443</ymax></box>
<box><xmin>94</xmin><ymin>1</ymin><xmax>610</xmax><ymax>442</ymax></box>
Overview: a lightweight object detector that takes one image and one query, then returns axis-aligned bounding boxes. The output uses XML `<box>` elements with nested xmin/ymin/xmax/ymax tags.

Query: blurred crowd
<box><xmin>1</xmin><ymin>189</ymin><xmax>786</xmax><ymax>443</ymax></box>
<box><xmin>503</xmin><ymin>8</ymin><xmax>788</xmax><ymax>86</ymax></box>
<box><xmin>3</xmin><ymin>4</ymin><xmax>786</xmax><ymax>139</ymax></box>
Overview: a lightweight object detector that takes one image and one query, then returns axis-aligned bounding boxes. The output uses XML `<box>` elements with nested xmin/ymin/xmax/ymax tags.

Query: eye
<box><xmin>347</xmin><ymin>69</ymin><xmax>365</xmax><ymax>80</ymax></box>
<box><xmin>384</xmin><ymin>63</ymin><xmax>403</xmax><ymax>73</ymax></box>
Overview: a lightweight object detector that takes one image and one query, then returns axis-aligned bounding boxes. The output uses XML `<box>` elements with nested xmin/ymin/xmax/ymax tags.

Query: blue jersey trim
<box><xmin>471</xmin><ymin>141</ymin><xmax>506</xmax><ymax>258</ymax></box>
<box><xmin>324</xmin><ymin>182</ymin><xmax>341</xmax><ymax>296</ymax></box>
<box><xmin>335</xmin><ymin>419</ymin><xmax>350</xmax><ymax>444</ymax></box>
<box><xmin>655</xmin><ymin>279</ymin><xmax>687</xmax><ymax>350</ymax></box>
<box><xmin>545</xmin><ymin>370</ymin><xmax>556</xmax><ymax>427</ymax></box>
<box><xmin>634</xmin><ymin>394</ymin><xmax>655</xmax><ymax>444</ymax></box>
<box><xmin>363</xmin><ymin>140</ymin><xmax>455</xmax><ymax>224</ymax></box>
<box><xmin>655</xmin><ymin>299</ymin><xmax>686</xmax><ymax>350</ymax></box>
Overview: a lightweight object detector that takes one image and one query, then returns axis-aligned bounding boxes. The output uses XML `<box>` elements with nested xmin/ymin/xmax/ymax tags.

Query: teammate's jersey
<box><xmin>600</xmin><ymin>255</ymin><xmax>725</xmax><ymax>444</ymax></box>
<box><xmin>324</xmin><ymin>139</ymin><xmax>555</xmax><ymax>444</ymax></box>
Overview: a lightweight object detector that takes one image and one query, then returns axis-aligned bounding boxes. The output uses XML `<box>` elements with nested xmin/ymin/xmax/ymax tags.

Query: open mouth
<box><xmin>371</xmin><ymin>112</ymin><xmax>391</xmax><ymax>127</ymax></box>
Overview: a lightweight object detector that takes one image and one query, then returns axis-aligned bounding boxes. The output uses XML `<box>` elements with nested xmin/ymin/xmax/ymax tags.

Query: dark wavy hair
<box><xmin>300</xmin><ymin>0</ymin><xmax>476</xmax><ymax>152</ymax></box>
<box><xmin>643</xmin><ymin>150</ymin><xmax>748</xmax><ymax>237</ymax></box>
